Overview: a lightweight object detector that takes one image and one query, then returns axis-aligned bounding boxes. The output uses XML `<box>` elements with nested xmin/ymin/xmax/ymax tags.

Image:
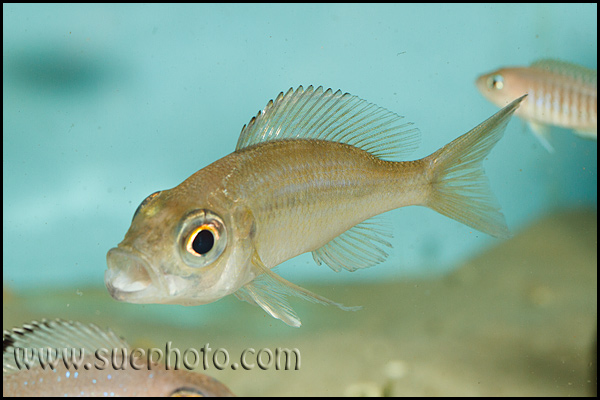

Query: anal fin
<box><xmin>312</xmin><ymin>216</ymin><xmax>393</xmax><ymax>272</ymax></box>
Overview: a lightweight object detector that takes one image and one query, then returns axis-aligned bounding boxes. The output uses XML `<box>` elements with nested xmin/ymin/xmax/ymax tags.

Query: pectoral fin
<box><xmin>234</xmin><ymin>253</ymin><xmax>360</xmax><ymax>327</ymax></box>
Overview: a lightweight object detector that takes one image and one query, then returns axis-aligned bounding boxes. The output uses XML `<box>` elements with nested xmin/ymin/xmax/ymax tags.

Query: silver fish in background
<box><xmin>105</xmin><ymin>85</ymin><xmax>525</xmax><ymax>327</ymax></box>
<box><xmin>3</xmin><ymin>319</ymin><xmax>235</xmax><ymax>397</ymax></box>
<box><xmin>476</xmin><ymin>59</ymin><xmax>597</xmax><ymax>152</ymax></box>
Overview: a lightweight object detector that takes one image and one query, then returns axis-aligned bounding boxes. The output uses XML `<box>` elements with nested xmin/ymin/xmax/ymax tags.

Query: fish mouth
<box><xmin>105</xmin><ymin>247</ymin><xmax>160</xmax><ymax>303</ymax></box>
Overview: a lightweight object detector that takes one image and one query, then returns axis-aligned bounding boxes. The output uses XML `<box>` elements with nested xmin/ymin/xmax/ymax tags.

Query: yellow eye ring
<box><xmin>186</xmin><ymin>224</ymin><xmax>219</xmax><ymax>256</ymax></box>
<box><xmin>178</xmin><ymin>209</ymin><xmax>227</xmax><ymax>269</ymax></box>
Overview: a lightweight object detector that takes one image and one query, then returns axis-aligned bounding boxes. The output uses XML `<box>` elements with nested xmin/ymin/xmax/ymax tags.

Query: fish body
<box><xmin>105</xmin><ymin>86</ymin><xmax>525</xmax><ymax>327</ymax></box>
<box><xmin>3</xmin><ymin>319</ymin><xmax>235</xmax><ymax>397</ymax></box>
<box><xmin>476</xmin><ymin>59</ymin><xmax>597</xmax><ymax>151</ymax></box>
<box><xmin>194</xmin><ymin>139</ymin><xmax>426</xmax><ymax>270</ymax></box>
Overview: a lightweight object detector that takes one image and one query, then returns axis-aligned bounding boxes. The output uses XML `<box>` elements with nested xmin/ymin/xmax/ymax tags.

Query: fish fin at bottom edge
<box><xmin>233</xmin><ymin>253</ymin><xmax>361</xmax><ymax>327</ymax></box>
<box><xmin>528</xmin><ymin>121</ymin><xmax>555</xmax><ymax>153</ymax></box>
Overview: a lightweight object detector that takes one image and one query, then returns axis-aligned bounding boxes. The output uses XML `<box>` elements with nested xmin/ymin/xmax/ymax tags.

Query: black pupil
<box><xmin>192</xmin><ymin>229</ymin><xmax>214</xmax><ymax>255</ymax></box>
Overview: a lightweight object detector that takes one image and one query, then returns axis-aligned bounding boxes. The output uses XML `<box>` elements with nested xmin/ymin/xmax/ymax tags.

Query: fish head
<box><xmin>105</xmin><ymin>182</ymin><xmax>257</xmax><ymax>306</ymax></box>
<box><xmin>475</xmin><ymin>67</ymin><xmax>529</xmax><ymax>110</ymax></box>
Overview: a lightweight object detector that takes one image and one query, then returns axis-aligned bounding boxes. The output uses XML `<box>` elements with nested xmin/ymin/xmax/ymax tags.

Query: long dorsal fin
<box><xmin>235</xmin><ymin>85</ymin><xmax>420</xmax><ymax>161</ymax></box>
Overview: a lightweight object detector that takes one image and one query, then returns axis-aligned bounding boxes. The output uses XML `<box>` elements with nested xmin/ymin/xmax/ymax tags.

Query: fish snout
<box><xmin>105</xmin><ymin>247</ymin><xmax>155</xmax><ymax>302</ymax></box>
<box><xmin>475</xmin><ymin>74</ymin><xmax>487</xmax><ymax>92</ymax></box>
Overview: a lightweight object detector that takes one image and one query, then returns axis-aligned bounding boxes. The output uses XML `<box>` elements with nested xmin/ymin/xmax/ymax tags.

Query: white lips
<box><xmin>105</xmin><ymin>269</ymin><xmax>149</xmax><ymax>292</ymax></box>
<box><xmin>105</xmin><ymin>247</ymin><xmax>154</xmax><ymax>300</ymax></box>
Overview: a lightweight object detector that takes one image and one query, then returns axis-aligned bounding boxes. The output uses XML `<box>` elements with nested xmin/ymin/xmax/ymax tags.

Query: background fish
<box><xmin>105</xmin><ymin>86</ymin><xmax>525</xmax><ymax>327</ymax></box>
<box><xmin>476</xmin><ymin>59</ymin><xmax>597</xmax><ymax>152</ymax></box>
<box><xmin>3</xmin><ymin>319</ymin><xmax>235</xmax><ymax>397</ymax></box>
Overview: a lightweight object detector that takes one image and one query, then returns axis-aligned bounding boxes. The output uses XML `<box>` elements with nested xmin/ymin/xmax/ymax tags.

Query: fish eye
<box><xmin>133</xmin><ymin>191</ymin><xmax>161</xmax><ymax>222</ymax></box>
<box><xmin>178</xmin><ymin>209</ymin><xmax>227</xmax><ymax>268</ymax></box>
<box><xmin>487</xmin><ymin>74</ymin><xmax>504</xmax><ymax>90</ymax></box>
<box><xmin>187</xmin><ymin>225</ymin><xmax>216</xmax><ymax>256</ymax></box>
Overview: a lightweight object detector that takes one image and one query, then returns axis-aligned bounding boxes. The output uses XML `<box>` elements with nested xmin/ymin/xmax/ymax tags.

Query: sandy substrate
<box><xmin>3</xmin><ymin>208</ymin><xmax>597</xmax><ymax>396</ymax></box>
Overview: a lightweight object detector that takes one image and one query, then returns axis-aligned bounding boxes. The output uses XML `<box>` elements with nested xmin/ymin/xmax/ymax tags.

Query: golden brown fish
<box><xmin>3</xmin><ymin>319</ymin><xmax>235</xmax><ymax>397</ymax></box>
<box><xmin>476</xmin><ymin>59</ymin><xmax>597</xmax><ymax>152</ymax></box>
<box><xmin>105</xmin><ymin>86</ymin><xmax>525</xmax><ymax>327</ymax></box>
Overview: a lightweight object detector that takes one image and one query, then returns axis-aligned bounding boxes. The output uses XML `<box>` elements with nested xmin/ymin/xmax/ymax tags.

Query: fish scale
<box><xmin>221</xmin><ymin>140</ymin><xmax>427</xmax><ymax>268</ymax></box>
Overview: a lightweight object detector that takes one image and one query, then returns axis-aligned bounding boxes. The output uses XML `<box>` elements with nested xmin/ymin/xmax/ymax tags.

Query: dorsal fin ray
<box><xmin>236</xmin><ymin>85</ymin><xmax>421</xmax><ymax>160</ymax></box>
<box><xmin>3</xmin><ymin>319</ymin><xmax>129</xmax><ymax>374</ymax></box>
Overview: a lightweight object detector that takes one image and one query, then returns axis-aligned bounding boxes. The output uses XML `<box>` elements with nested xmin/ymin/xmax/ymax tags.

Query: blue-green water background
<box><xmin>3</xmin><ymin>4</ymin><xmax>597</xmax><ymax>290</ymax></box>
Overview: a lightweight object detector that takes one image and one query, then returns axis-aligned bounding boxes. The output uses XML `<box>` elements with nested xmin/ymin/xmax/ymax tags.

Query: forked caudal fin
<box><xmin>424</xmin><ymin>95</ymin><xmax>527</xmax><ymax>238</ymax></box>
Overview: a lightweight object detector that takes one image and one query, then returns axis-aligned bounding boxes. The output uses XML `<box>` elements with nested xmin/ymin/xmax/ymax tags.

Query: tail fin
<box><xmin>424</xmin><ymin>95</ymin><xmax>526</xmax><ymax>238</ymax></box>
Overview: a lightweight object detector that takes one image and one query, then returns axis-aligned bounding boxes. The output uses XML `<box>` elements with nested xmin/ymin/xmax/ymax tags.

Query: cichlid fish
<box><xmin>476</xmin><ymin>59</ymin><xmax>597</xmax><ymax>152</ymax></box>
<box><xmin>105</xmin><ymin>86</ymin><xmax>525</xmax><ymax>327</ymax></box>
<box><xmin>3</xmin><ymin>319</ymin><xmax>235</xmax><ymax>397</ymax></box>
